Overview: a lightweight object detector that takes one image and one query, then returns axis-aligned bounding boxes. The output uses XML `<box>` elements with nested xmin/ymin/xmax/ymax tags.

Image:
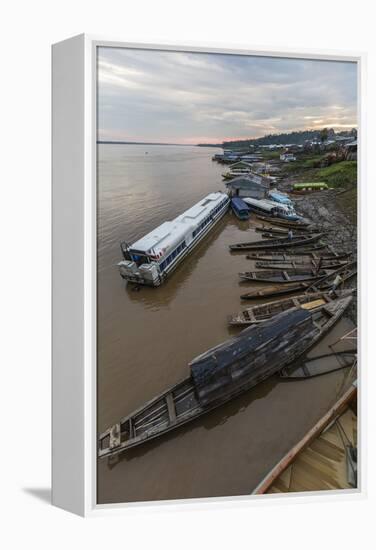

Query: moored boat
<box><xmin>240</xmin><ymin>261</ymin><xmax>357</xmax><ymax>299</ymax></box>
<box><xmin>98</xmin><ymin>296</ymin><xmax>352</xmax><ymax>458</ymax></box>
<box><xmin>239</xmin><ymin>268</ymin><xmax>332</xmax><ymax>284</ymax></box>
<box><xmin>228</xmin><ymin>289</ymin><xmax>354</xmax><ymax>326</ymax></box>
<box><xmin>247</xmin><ymin>250</ymin><xmax>351</xmax><ymax>262</ymax></box>
<box><xmin>255</xmin><ymin>225</ymin><xmax>320</xmax><ymax>236</ymax></box>
<box><xmin>256</xmin><ymin>214</ymin><xmax>310</xmax><ymax>228</ymax></box>
<box><xmin>118</xmin><ymin>192</ymin><xmax>229</xmax><ymax>286</ymax></box>
<box><xmin>230</xmin><ymin>233</ymin><xmax>324</xmax><ymax>251</ymax></box>
<box><xmin>252</xmin><ymin>382</ymin><xmax>357</xmax><ymax>494</ymax></box>
<box><xmin>255</xmin><ymin>258</ymin><xmax>349</xmax><ymax>270</ymax></box>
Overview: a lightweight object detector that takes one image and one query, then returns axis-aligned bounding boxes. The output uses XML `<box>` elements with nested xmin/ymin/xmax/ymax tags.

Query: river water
<box><xmin>97</xmin><ymin>143</ymin><xmax>354</xmax><ymax>504</ymax></box>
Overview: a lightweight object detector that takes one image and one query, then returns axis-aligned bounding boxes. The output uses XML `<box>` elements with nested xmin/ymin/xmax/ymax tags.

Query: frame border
<box><xmin>52</xmin><ymin>34</ymin><xmax>366</xmax><ymax>516</ymax></box>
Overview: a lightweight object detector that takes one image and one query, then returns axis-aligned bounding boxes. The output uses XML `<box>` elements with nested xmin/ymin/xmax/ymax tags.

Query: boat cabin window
<box><xmin>129</xmin><ymin>251</ymin><xmax>151</xmax><ymax>266</ymax></box>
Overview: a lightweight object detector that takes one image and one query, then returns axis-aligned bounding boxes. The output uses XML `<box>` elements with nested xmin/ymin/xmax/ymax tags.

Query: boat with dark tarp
<box><xmin>98</xmin><ymin>296</ymin><xmax>352</xmax><ymax>458</ymax></box>
<box><xmin>230</xmin><ymin>233</ymin><xmax>324</xmax><ymax>251</ymax></box>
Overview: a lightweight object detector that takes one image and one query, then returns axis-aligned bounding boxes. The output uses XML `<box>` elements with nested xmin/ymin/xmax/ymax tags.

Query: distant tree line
<box><xmin>222</xmin><ymin>128</ymin><xmax>357</xmax><ymax>149</ymax></box>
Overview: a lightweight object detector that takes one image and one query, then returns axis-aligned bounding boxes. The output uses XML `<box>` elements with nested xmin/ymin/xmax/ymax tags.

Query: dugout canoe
<box><xmin>254</xmin><ymin>225</ymin><xmax>319</xmax><ymax>236</ymax></box>
<box><xmin>247</xmin><ymin>250</ymin><xmax>351</xmax><ymax>262</ymax></box>
<box><xmin>240</xmin><ymin>261</ymin><xmax>357</xmax><ymax>300</ymax></box>
<box><xmin>255</xmin><ymin>258</ymin><xmax>349</xmax><ymax>270</ymax></box>
<box><xmin>239</xmin><ymin>268</ymin><xmax>332</xmax><ymax>284</ymax></box>
<box><xmin>98</xmin><ymin>296</ymin><xmax>352</xmax><ymax>458</ymax></box>
<box><xmin>230</xmin><ymin>233</ymin><xmax>324</xmax><ymax>251</ymax></box>
<box><xmin>256</xmin><ymin>215</ymin><xmax>311</xmax><ymax>228</ymax></box>
<box><xmin>228</xmin><ymin>289</ymin><xmax>354</xmax><ymax>326</ymax></box>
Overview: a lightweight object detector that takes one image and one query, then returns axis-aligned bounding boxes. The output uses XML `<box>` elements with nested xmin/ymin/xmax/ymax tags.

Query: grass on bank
<box><xmin>315</xmin><ymin>161</ymin><xmax>357</xmax><ymax>187</ymax></box>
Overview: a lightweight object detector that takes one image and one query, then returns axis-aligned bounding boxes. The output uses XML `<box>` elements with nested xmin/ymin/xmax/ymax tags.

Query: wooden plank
<box><xmin>252</xmin><ymin>384</ymin><xmax>356</xmax><ymax>494</ymax></box>
<box><xmin>166</xmin><ymin>393</ymin><xmax>177</xmax><ymax>423</ymax></box>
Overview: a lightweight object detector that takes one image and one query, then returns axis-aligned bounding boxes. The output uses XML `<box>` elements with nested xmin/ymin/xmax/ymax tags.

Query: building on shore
<box><xmin>225</xmin><ymin>174</ymin><xmax>268</xmax><ymax>199</ymax></box>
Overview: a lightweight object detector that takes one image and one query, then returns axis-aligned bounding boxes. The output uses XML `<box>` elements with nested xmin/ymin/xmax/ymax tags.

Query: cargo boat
<box><xmin>118</xmin><ymin>192</ymin><xmax>229</xmax><ymax>286</ymax></box>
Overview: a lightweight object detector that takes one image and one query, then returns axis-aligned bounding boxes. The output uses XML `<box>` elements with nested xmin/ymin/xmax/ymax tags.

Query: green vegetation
<box><xmin>222</xmin><ymin>128</ymin><xmax>356</xmax><ymax>149</ymax></box>
<box><xmin>315</xmin><ymin>161</ymin><xmax>357</xmax><ymax>188</ymax></box>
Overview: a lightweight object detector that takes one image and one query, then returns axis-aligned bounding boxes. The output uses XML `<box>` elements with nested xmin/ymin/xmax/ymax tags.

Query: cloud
<box><xmin>97</xmin><ymin>47</ymin><xmax>357</xmax><ymax>143</ymax></box>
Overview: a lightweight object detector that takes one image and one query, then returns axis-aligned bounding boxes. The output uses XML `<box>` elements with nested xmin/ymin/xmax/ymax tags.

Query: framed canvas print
<box><xmin>52</xmin><ymin>34</ymin><xmax>364</xmax><ymax>516</ymax></box>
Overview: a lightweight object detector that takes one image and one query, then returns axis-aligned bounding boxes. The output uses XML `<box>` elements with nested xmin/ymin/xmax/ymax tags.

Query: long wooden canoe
<box><xmin>230</xmin><ymin>233</ymin><xmax>324</xmax><ymax>251</ymax></box>
<box><xmin>256</xmin><ymin>215</ymin><xmax>311</xmax><ymax>228</ymax></box>
<box><xmin>252</xmin><ymin>382</ymin><xmax>357</xmax><ymax>494</ymax></box>
<box><xmin>255</xmin><ymin>259</ymin><xmax>349</xmax><ymax>270</ymax></box>
<box><xmin>255</xmin><ymin>225</ymin><xmax>318</xmax><ymax>235</ymax></box>
<box><xmin>240</xmin><ymin>262</ymin><xmax>357</xmax><ymax>299</ymax></box>
<box><xmin>247</xmin><ymin>250</ymin><xmax>351</xmax><ymax>262</ymax></box>
<box><xmin>98</xmin><ymin>296</ymin><xmax>352</xmax><ymax>458</ymax></box>
<box><xmin>245</xmin><ymin>245</ymin><xmax>331</xmax><ymax>260</ymax></box>
<box><xmin>279</xmin><ymin>350</ymin><xmax>357</xmax><ymax>379</ymax></box>
<box><xmin>228</xmin><ymin>289</ymin><xmax>354</xmax><ymax>326</ymax></box>
<box><xmin>239</xmin><ymin>268</ymin><xmax>332</xmax><ymax>284</ymax></box>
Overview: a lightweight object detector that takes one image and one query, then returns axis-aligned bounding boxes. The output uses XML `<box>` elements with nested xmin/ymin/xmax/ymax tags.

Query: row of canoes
<box><xmin>239</xmin><ymin>261</ymin><xmax>357</xmax><ymax>299</ymax></box>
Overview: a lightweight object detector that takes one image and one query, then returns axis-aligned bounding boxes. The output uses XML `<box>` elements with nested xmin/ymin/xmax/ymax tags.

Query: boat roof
<box><xmin>268</xmin><ymin>191</ymin><xmax>292</xmax><ymax>204</ymax></box>
<box><xmin>243</xmin><ymin>197</ymin><xmax>291</xmax><ymax>213</ymax></box>
<box><xmin>130</xmin><ymin>192</ymin><xmax>228</xmax><ymax>254</ymax></box>
<box><xmin>231</xmin><ymin>197</ymin><xmax>250</xmax><ymax>210</ymax></box>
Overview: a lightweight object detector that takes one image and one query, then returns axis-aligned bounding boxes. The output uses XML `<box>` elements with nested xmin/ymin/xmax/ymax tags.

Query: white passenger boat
<box><xmin>118</xmin><ymin>192</ymin><xmax>230</xmax><ymax>286</ymax></box>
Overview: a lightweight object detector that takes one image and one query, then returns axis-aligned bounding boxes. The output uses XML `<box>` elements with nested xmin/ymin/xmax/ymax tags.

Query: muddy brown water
<box><xmin>97</xmin><ymin>144</ymin><xmax>355</xmax><ymax>504</ymax></box>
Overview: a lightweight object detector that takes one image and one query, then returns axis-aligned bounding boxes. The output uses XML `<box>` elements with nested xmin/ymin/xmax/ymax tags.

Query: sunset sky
<box><xmin>97</xmin><ymin>47</ymin><xmax>357</xmax><ymax>144</ymax></box>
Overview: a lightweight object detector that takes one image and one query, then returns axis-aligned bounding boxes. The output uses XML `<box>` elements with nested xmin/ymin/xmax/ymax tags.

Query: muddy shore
<box><xmin>278</xmin><ymin>177</ymin><xmax>357</xmax><ymax>324</ymax></box>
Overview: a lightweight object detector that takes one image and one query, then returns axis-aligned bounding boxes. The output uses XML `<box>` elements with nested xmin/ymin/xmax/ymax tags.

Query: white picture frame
<box><xmin>52</xmin><ymin>34</ymin><xmax>366</xmax><ymax>517</ymax></box>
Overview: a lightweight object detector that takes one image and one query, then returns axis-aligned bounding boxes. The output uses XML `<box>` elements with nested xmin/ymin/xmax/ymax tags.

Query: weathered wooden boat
<box><xmin>98</xmin><ymin>296</ymin><xmax>352</xmax><ymax>458</ymax></box>
<box><xmin>253</xmin><ymin>382</ymin><xmax>357</xmax><ymax>494</ymax></box>
<box><xmin>245</xmin><ymin>245</ymin><xmax>330</xmax><ymax>260</ymax></box>
<box><xmin>247</xmin><ymin>250</ymin><xmax>351</xmax><ymax>262</ymax></box>
<box><xmin>279</xmin><ymin>350</ymin><xmax>357</xmax><ymax>379</ymax></box>
<box><xmin>255</xmin><ymin>258</ymin><xmax>349</xmax><ymax>271</ymax></box>
<box><xmin>256</xmin><ymin>214</ymin><xmax>310</xmax><ymax>228</ymax></box>
<box><xmin>239</xmin><ymin>268</ymin><xmax>332</xmax><ymax>284</ymax></box>
<box><xmin>228</xmin><ymin>290</ymin><xmax>353</xmax><ymax>326</ymax></box>
<box><xmin>240</xmin><ymin>261</ymin><xmax>357</xmax><ymax>299</ymax></box>
<box><xmin>230</xmin><ymin>233</ymin><xmax>324</xmax><ymax>251</ymax></box>
<box><xmin>255</xmin><ymin>225</ymin><xmax>320</xmax><ymax>237</ymax></box>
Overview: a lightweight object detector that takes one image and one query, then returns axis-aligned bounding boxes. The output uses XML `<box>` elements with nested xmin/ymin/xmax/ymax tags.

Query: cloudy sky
<box><xmin>97</xmin><ymin>47</ymin><xmax>357</xmax><ymax>144</ymax></box>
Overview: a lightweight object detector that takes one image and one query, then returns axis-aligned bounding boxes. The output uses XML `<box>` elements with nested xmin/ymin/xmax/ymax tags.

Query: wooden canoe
<box><xmin>279</xmin><ymin>350</ymin><xmax>357</xmax><ymax>379</ymax></box>
<box><xmin>228</xmin><ymin>289</ymin><xmax>354</xmax><ymax>326</ymax></box>
<box><xmin>98</xmin><ymin>296</ymin><xmax>352</xmax><ymax>458</ymax></box>
<box><xmin>256</xmin><ymin>215</ymin><xmax>310</xmax><ymax>228</ymax></box>
<box><xmin>255</xmin><ymin>259</ymin><xmax>349</xmax><ymax>271</ymax></box>
<box><xmin>239</xmin><ymin>268</ymin><xmax>332</xmax><ymax>284</ymax></box>
<box><xmin>255</xmin><ymin>225</ymin><xmax>317</xmax><ymax>235</ymax></box>
<box><xmin>240</xmin><ymin>262</ymin><xmax>357</xmax><ymax>299</ymax></box>
<box><xmin>230</xmin><ymin>233</ymin><xmax>324</xmax><ymax>251</ymax></box>
<box><xmin>245</xmin><ymin>245</ymin><xmax>330</xmax><ymax>260</ymax></box>
<box><xmin>247</xmin><ymin>250</ymin><xmax>351</xmax><ymax>262</ymax></box>
<box><xmin>252</xmin><ymin>382</ymin><xmax>357</xmax><ymax>494</ymax></box>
